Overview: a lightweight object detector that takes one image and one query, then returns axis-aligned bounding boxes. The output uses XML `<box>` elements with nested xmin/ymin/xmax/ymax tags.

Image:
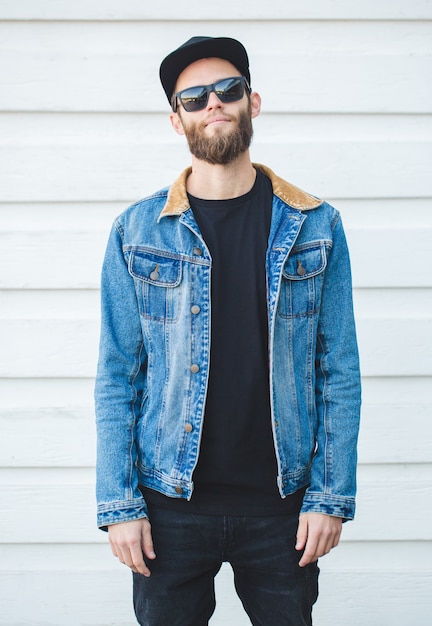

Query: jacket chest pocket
<box><xmin>278</xmin><ymin>242</ymin><xmax>328</xmax><ymax>318</ymax></box>
<box><xmin>128</xmin><ymin>250</ymin><xmax>183</xmax><ymax>322</ymax></box>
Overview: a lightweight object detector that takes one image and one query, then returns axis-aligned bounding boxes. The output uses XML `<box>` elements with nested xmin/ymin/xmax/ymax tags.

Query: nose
<box><xmin>206</xmin><ymin>90</ymin><xmax>223</xmax><ymax>109</ymax></box>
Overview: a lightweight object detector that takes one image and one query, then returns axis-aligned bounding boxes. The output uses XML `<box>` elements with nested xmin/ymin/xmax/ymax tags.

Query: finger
<box><xmin>129</xmin><ymin>542</ymin><xmax>151</xmax><ymax>577</ymax></box>
<box><xmin>332</xmin><ymin>525</ymin><xmax>342</xmax><ymax>548</ymax></box>
<box><xmin>295</xmin><ymin>515</ymin><xmax>308</xmax><ymax>551</ymax></box>
<box><xmin>142</xmin><ymin>521</ymin><xmax>156</xmax><ymax>560</ymax></box>
<box><xmin>114</xmin><ymin>542</ymin><xmax>150</xmax><ymax>577</ymax></box>
<box><xmin>298</xmin><ymin>532</ymin><xmax>319</xmax><ymax>567</ymax></box>
<box><xmin>109</xmin><ymin>540</ymin><xmax>119</xmax><ymax>558</ymax></box>
<box><xmin>318</xmin><ymin>520</ymin><xmax>342</xmax><ymax>555</ymax></box>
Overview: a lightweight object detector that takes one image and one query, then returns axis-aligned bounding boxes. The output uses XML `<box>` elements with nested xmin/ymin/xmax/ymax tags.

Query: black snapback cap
<box><xmin>159</xmin><ymin>36</ymin><xmax>250</xmax><ymax>105</ymax></box>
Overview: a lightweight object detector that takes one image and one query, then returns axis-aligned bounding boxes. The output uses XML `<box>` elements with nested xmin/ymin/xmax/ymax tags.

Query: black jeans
<box><xmin>133</xmin><ymin>506</ymin><xmax>319</xmax><ymax>626</ymax></box>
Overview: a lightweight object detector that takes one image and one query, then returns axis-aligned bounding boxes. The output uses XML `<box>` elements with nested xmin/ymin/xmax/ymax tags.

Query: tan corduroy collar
<box><xmin>157</xmin><ymin>163</ymin><xmax>322</xmax><ymax>221</ymax></box>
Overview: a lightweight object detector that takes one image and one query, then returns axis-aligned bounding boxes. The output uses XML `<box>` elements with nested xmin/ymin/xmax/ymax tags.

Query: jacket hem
<box><xmin>97</xmin><ymin>499</ymin><xmax>149</xmax><ymax>531</ymax></box>
<box><xmin>300</xmin><ymin>491</ymin><xmax>356</xmax><ymax>520</ymax></box>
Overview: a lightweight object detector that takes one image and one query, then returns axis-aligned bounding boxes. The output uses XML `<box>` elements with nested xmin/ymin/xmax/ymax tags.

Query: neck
<box><xmin>186</xmin><ymin>152</ymin><xmax>256</xmax><ymax>200</ymax></box>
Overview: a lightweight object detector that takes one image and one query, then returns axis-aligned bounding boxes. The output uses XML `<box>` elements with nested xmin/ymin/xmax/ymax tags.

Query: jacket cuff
<box><xmin>300</xmin><ymin>491</ymin><xmax>356</xmax><ymax>521</ymax></box>
<box><xmin>97</xmin><ymin>497</ymin><xmax>149</xmax><ymax>532</ymax></box>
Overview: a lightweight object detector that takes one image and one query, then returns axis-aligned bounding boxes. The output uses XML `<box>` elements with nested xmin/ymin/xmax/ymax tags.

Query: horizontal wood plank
<box><xmin>0</xmin><ymin>22</ymin><xmax>431</xmax><ymax>112</ymax></box>
<box><xmin>0</xmin><ymin>319</ymin><xmax>100</xmax><ymax>377</ymax></box>
<box><xmin>355</xmin><ymin>317</ymin><xmax>432</xmax><ymax>376</ymax></box>
<box><xmin>0</xmin><ymin>465</ymin><xmax>431</xmax><ymax>542</ymax></box>
<box><xmin>1</xmin><ymin>284</ymin><xmax>432</xmax><ymax>378</ymax></box>
<box><xmin>0</xmin><ymin>542</ymin><xmax>430</xmax><ymax>625</ymax></box>
<box><xmin>2</xmin><ymin>197</ymin><xmax>432</xmax><ymax>230</ymax></box>
<box><xmin>2</xmin><ymin>539</ymin><xmax>431</xmax><ymax>571</ymax></box>
<box><xmin>1</xmin><ymin>221</ymin><xmax>432</xmax><ymax>288</ymax></box>
<box><xmin>0</xmin><ymin>374</ymin><xmax>429</xmax><ymax>406</ymax></box>
<box><xmin>1</xmin><ymin>112</ymin><xmax>430</xmax><ymax>201</ymax></box>
<box><xmin>0</xmin><ymin>230</ymin><xmax>108</xmax><ymax>289</ymax></box>
<box><xmin>0</xmin><ymin>563</ymin><xmax>428</xmax><ymax>626</ymax></box>
<box><xmin>1</xmin><ymin>1</ymin><xmax>432</xmax><ymax>20</ymax></box>
<box><xmin>359</xmin><ymin>377</ymin><xmax>432</xmax><ymax>464</ymax></box>
<box><xmin>4</xmin><ymin>113</ymin><xmax>431</xmax><ymax>145</ymax></box>
<box><xmin>0</xmin><ymin>565</ymin><xmax>429</xmax><ymax>626</ymax></box>
<box><xmin>0</xmin><ymin>377</ymin><xmax>95</xmax><ymax>407</ymax></box>
<box><xmin>314</xmin><ymin>569</ymin><xmax>431</xmax><ymax>626</ymax></box>
<box><xmin>337</xmin><ymin>198</ymin><xmax>432</xmax><ymax>228</ymax></box>
<box><xmin>1</xmin><ymin>140</ymin><xmax>430</xmax><ymax>202</ymax></box>
<box><xmin>0</xmin><ymin>409</ymin><xmax>95</xmax><ymax>467</ymax></box>
<box><xmin>0</xmin><ymin>311</ymin><xmax>431</xmax><ymax>377</ymax></box>
<box><xmin>1</xmin><ymin>375</ymin><xmax>431</xmax><ymax>466</ymax></box>
<box><xmin>0</xmin><ymin>570</ymin><xmax>136</xmax><ymax>626</ymax></box>
<box><xmin>1</xmin><ymin>400</ymin><xmax>431</xmax><ymax>468</ymax></box>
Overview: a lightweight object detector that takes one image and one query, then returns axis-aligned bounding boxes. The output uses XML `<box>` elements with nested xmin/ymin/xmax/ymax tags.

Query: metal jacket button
<box><xmin>296</xmin><ymin>260</ymin><xmax>306</xmax><ymax>276</ymax></box>
<box><xmin>175</xmin><ymin>486</ymin><xmax>183</xmax><ymax>494</ymax></box>
<box><xmin>193</xmin><ymin>247</ymin><xmax>203</xmax><ymax>256</ymax></box>
<box><xmin>184</xmin><ymin>423</ymin><xmax>193</xmax><ymax>432</ymax></box>
<box><xmin>190</xmin><ymin>364</ymin><xmax>199</xmax><ymax>373</ymax></box>
<box><xmin>191</xmin><ymin>305</ymin><xmax>201</xmax><ymax>315</ymax></box>
<box><xmin>150</xmin><ymin>264</ymin><xmax>159</xmax><ymax>280</ymax></box>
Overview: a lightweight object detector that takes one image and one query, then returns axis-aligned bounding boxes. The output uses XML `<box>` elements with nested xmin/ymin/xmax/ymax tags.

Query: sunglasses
<box><xmin>172</xmin><ymin>76</ymin><xmax>250</xmax><ymax>113</ymax></box>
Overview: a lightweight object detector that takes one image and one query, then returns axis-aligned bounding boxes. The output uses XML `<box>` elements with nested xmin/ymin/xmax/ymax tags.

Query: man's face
<box><xmin>170</xmin><ymin>57</ymin><xmax>260</xmax><ymax>165</ymax></box>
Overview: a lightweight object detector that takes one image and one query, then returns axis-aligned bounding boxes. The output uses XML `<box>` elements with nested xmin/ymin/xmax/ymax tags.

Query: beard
<box><xmin>180</xmin><ymin>102</ymin><xmax>253</xmax><ymax>165</ymax></box>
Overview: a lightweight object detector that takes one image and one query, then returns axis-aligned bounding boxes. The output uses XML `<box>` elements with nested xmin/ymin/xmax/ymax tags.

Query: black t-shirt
<box><xmin>142</xmin><ymin>170</ymin><xmax>304</xmax><ymax>515</ymax></box>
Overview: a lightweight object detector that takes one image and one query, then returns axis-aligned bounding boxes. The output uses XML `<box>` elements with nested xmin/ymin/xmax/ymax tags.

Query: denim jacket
<box><xmin>95</xmin><ymin>164</ymin><xmax>361</xmax><ymax>529</ymax></box>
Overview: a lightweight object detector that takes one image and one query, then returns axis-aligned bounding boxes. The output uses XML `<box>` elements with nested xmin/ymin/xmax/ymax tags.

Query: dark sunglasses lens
<box><xmin>179</xmin><ymin>86</ymin><xmax>209</xmax><ymax>112</ymax></box>
<box><xmin>178</xmin><ymin>77</ymin><xmax>246</xmax><ymax>112</ymax></box>
<box><xmin>215</xmin><ymin>77</ymin><xmax>244</xmax><ymax>102</ymax></box>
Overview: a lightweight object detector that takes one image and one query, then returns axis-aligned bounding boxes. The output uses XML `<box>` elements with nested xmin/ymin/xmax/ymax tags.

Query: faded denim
<box><xmin>95</xmin><ymin>164</ymin><xmax>361</xmax><ymax>529</ymax></box>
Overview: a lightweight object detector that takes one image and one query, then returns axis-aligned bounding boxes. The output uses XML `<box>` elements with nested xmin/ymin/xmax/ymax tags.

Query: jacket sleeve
<box><xmin>301</xmin><ymin>212</ymin><xmax>361</xmax><ymax>520</ymax></box>
<box><xmin>94</xmin><ymin>221</ymin><xmax>148</xmax><ymax>530</ymax></box>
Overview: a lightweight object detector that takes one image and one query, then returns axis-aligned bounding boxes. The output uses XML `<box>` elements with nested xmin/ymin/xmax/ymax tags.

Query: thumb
<box><xmin>295</xmin><ymin>514</ymin><xmax>308</xmax><ymax>551</ymax></box>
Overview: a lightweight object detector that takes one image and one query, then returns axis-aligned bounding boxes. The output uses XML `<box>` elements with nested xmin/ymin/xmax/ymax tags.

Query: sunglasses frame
<box><xmin>172</xmin><ymin>76</ymin><xmax>251</xmax><ymax>113</ymax></box>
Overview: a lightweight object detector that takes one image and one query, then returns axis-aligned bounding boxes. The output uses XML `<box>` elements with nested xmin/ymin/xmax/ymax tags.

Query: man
<box><xmin>95</xmin><ymin>36</ymin><xmax>361</xmax><ymax>625</ymax></box>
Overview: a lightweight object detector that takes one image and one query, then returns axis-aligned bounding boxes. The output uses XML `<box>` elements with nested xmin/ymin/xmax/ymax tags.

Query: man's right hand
<box><xmin>108</xmin><ymin>518</ymin><xmax>156</xmax><ymax>577</ymax></box>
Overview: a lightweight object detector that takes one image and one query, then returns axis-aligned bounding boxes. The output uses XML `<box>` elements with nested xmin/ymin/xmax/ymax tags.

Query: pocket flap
<box><xmin>283</xmin><ymin>242</ymin><xmax>327</xmax><ymax>280</ymax></box>
<box><xmin>129</xmin><ymin>250</ymin><xmax>182</xmax><ymax>287</ymax></box>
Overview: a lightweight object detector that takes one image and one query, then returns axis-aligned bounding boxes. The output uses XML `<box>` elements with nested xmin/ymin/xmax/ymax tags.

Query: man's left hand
<box><xmin>295</xmin><ymin>512</ymin><xmax>342</xmax><ymax>567</ymax></box>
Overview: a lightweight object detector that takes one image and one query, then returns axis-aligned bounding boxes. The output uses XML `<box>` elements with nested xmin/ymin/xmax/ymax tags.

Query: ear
<box><xmin>250</xmin><ymin>91</ymin><xmax>261</xmax><ymax>119</ymax></box>
<box><xmin>170</xmin><ymin>112</ymin><xmax>186</xmax><ymax>136</ymax></box>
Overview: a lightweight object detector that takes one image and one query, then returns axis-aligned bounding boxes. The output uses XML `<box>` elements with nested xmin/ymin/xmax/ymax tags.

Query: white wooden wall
<box><xmin>1</xmin><ymin>2</ymin><xmax>431</xmax><ymax>624</ymax></box>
